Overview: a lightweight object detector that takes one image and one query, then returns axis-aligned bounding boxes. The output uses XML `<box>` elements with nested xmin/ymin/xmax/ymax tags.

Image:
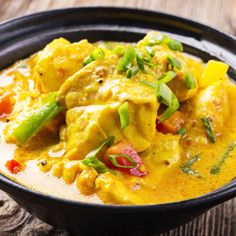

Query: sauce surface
<box><xmin>0</xmin><ymin>32</ymin><xmax>235</xmax><ymax>205</ymax></box>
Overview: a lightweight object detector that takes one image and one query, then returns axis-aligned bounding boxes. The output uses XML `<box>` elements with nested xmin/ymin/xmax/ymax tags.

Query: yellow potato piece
<box><xmin>198</xmin><ymin>60</ymin><xmax>229</xmax><ymax>88</ymax></box>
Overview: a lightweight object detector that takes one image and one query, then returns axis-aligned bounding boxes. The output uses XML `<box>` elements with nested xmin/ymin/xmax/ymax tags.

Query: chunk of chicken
<box><xmin>33</xmin><ymin>38</ymin><xmax>94</xmax><ymax>92</ymax></box>
<box><xmin>65</xmin><ymin>102</ymin><xmax>157</xmax><ymax>159</ymax></box>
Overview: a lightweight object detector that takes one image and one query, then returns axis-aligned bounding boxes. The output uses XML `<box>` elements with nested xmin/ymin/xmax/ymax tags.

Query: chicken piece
<box><xmin>65</xmin><ymin>102</ymin><xmax>157</xmax><ymax>159</ymax></box>
<box><xmin>33</xmin><ymin>38</ymin><xmax>94</xmax><ymax>92</ymax></box>
<box><xmin>95</xmin><ymin>172</ymin><xmax>144</xmax><ymax>204</ymax></box>
<box><xmin>58</xmin><ymin>55</ymin><xmax>157</xmax><ymax>108</ymax></box>
<box><xmin>145</xmin><ymin>133</ymin><xmax>181</xmax><ymax>166</ymax></box>
<box><xmin>191</xmin><ymin>81</ymin><xmax>229</xmax><ymax>133</ymax></box>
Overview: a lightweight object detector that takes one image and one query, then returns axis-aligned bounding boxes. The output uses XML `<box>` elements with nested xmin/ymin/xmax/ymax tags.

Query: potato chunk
<box><xmin>33</xmin><ymin>38</ymin><xmax>94</xmax><ymax>92</ymax></box>
<box><xmin>198</xmin><ymin>60</ymin><xmax>229</xmax><ymax>88</ymax></box>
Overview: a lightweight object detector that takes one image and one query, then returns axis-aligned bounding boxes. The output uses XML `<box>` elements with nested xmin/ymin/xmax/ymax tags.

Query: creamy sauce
<box><xmin>0</xmin><ymin>122</ymin><xmax>101</xmax><ymax>203</ymax></box>
<box><xmin>0</xmin><ymin>33</ymin><xmax>235</xmax><ymax>205</ymax></box>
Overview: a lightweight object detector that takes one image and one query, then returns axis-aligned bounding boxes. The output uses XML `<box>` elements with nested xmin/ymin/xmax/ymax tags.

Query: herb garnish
<box><xmin>210</xmin><ymin>141</ymin><xmax>236</xmax><ymax>175</ymax></box>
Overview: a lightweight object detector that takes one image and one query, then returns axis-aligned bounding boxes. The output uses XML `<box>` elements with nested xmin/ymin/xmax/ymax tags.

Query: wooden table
<box><xmin>0</xmin><ymin>0</ymin><xmax>235</xmax><ymax>235</ymax></box>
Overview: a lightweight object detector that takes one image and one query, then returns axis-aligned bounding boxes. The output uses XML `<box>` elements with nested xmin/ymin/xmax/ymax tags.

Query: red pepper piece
<box><xmin>0</xmin><ymin>95</ymin><xmax>13</xmax><ymax>118</ymax></box>
<box><xmin>156</xmin><ymin>111</ymin><xmax>185</xmax><ymax>134</ymax></box>
<box><xmin>5</xmin><ymin>159</ymin><xmax>22</xmax><ymax>174</ymax></box>
<box><xmin>104</xmin><ymin>140</ymin><xmax>147</xmax><ymax>177</ymax></box>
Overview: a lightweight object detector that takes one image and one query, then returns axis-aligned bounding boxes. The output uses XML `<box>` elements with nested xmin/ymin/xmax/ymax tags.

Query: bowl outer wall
<box><xmin>0</xmin><ymin>7</ymin><xmax>235</xmax><ymax>234</ymax></box>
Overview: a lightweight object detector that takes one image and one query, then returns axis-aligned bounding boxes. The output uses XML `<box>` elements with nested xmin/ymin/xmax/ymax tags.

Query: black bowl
<box><xmin>0</xmin><ymin>7</ymin><xmax>235</xmax><ymax>235</ymax></box>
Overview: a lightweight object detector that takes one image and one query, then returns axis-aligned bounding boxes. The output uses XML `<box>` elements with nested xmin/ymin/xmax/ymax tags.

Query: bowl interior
<box><xmin>0</xmin><ymin>7</ymin><xmax>235</xmax><ymax>209</ymax></box>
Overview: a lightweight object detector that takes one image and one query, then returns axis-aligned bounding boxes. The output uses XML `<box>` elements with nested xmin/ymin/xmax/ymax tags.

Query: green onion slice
<box><xmin>157</xmin><ymin>71</ymin><xmax>176</xmax><ymax>83</ymax></box>
<box><xmin>156</xmin><ymin>82</ymin><xmax>173</xmax><ymax>106</ymax></box>
<box><xmin>166</xmin><ymin>39</ymin><xmax>183</xmax><ymax>52</ymax></box>
<box><xmin>12</xmin><ymin>93</ymin><xmax>64</xmax><ymax>144</ymax></box>
<box><xmin>177</xmin><ymin>127</ymin><xmax>187</xmax><ymax>136</ymax></box>
<box><xmin>210</xmin><ymin>141</ymin><xmax>236</xmax><ymax>175</ymax></box>
<box><xmin>116</xmin><ymin>46</ymin><xmax>136</xmax><ymax>72</ymax></box>
<box><xmin>184</xmin><ymin>72</ymin><xmax>196</xmax><ymax>89</ymax></box>
<box><xmin>159</xmin><ymin>93</ymin><xmax>180</xmax><ymax>122</ymax></box>
<box><xmin>82</xmin><ymin>136</ymin><xmax>115</xmax><ymax>173</ymax></box>
<box><xmin>167</xmin><ymin>55</ymin><xmax>182</xmax><ymax>70</ymax></box>
<box><xmin>140</xmin><ymin>80</ymin><xmax>157</xmax><ymax>89</ymax></box>
<box><xmin>136</xmin><ymin>50</ymin><xmax>146</xmax><ymax>73</ymax></box>
<box><xmin>118</xmin><ymin>102</ymin><xmax>129</xmax><ymax>130</ymax></box>
<box><xmin>201</xmin><ymin>117</ymin><xmax>216</xmax><ymax>143</ymax></box>
<box><xmin>109</xmin><ymin>154</ymin><xmax>137</xmax><ymax>168</ymax></box>
<box><xmin>144</xmin><ymin>46</ymin><xmax>155</xmax><ymax>57</ymax></box>
<box><xmin>146</xmin><ymin>34</ymin><xmax>166</xmax><ymax>46</ymax></box>
<box><xmin>112</xmin><ymin>45</ymin><xmax>125</xmax><ymax>56</ymax></box>
<box><xmin>126</xmin><ymin>66</ymin><xmax>139</xmax><ymax>79</ymax></box>
<box><xmin>83</xmin><ymin>48</ymin><xmax>105</xmax><ymax>65</ymax></box>
<box><xmin>82</xmin><ymin>156</ymin><xmax>108</xmax><ymax>173</ymax></box>
<box><xmin>180</xmin><ymin>154</ymin><xmax>202</xmax><ymax>178</ymax></box>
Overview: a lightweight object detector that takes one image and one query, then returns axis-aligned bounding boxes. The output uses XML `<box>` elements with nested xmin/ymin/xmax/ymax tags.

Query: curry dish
<box><xmin>0</xmin><ymin>32</ymin><xmax>235</xmax><ymax>204</ymax></box>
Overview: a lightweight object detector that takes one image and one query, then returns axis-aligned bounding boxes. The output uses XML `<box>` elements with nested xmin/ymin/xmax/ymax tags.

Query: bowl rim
<box><xmin>0</xmin><ymin>6</ymin><xmax>235</xmax><ymax>211</ymax></box>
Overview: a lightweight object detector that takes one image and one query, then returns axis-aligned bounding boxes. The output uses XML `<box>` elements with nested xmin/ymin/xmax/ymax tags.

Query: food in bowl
<box><xmin>0</xmin><ymin>31</ymin><xmax>235</xmax><ymax>205</ymax></box>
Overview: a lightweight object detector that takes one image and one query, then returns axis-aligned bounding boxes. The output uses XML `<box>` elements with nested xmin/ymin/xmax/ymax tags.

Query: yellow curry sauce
<box><xmin>0</xmin><ymin>31</ymin><xmax>235</xmax><ymax>205</ymax></box>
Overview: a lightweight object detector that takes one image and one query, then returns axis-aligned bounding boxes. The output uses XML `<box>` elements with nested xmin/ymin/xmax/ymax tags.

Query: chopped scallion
<box><xmin>83</xmin><ymin>48</ymin><xmax>105</xmax><ymax>65</ymax></box>
<box><xmin>126</xmin><ymin>66</ymin><xmax>139</xmax><ymax>78</ymax></box>
<box><xmin>201</xmin><ymin>117</ymin><xmax>216</xmax><ymax>143</ymax></box>
<box><xmin>156</xmin><ymin>82</ymin><xmax>173</xmax><ymax>106</ymax></box>
<box><xmin>210</xmin><ymin>141</ymin><xmax>236</xmax><ymax>175</ymax></box>
<box><xmin>116</xmin><ymin>46</ymin><xmax>136</xmax><ymax>72</ymax></box>
<box><xmin>136</xmin><ymin>50</ymin><xmax>146</xmax><ymax>73</ymax></box>
<box><xmin>12</xmin><ymin>93</ymin><xmax>64</xmax><ymax>144</ymax></box>
<box><xmin>166</xmin><ymin>39</ymin><xmax>183</xmax><ymax>52</ymax></box>
<box><xmin>167</xmin><ymin>55</ymin><xmax>182</xmax><ymax>70</ymax></box>
<box><xmin>109</xmin><ymin>154</ymin><xmax>137</xmax><ymax>169</ymax></box>
<box><xmin>82</xmin><ymin>136</ymin><xmax>115</xmax><ymax>173</ymax></box>
<box><xmin>118</xmin><ymin>102</ymin><xmax>129</xmax><ymax>129</ymax></box>
<box><xmin>140</xmin><ymin>80</ymin><xmax>157</xmax><ymax>89</ymax></box>
<box><xmin>157</xmin><ymin>71</ymin><xmax>176</xmax><ymax>83</ymax></box>
<box><xmin>177</xmin><ymin>127</ymin><xmax>187</xmax><ymax>136</ymax></box>
<box><xmin>180</xmin><ymin>154</ymin><xmax>202</xmax><ymax>178</ymax></box>
<box><xmin>184</xmin><ymin>72</ymin><xmax>196</xmax><ymax>89</ymax></box>
<box><xmin>112</xmin><ymin>45</ymin><xmax>125</xmax><ymax>56</ymax></box>
<box><xmin>159</xmin><ymin>93</ymin><xmax>180</xmax><ymax>122</ymax></box>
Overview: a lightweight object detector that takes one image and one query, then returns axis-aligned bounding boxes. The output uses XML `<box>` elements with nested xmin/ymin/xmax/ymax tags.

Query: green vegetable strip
<box><xmin>180</xmin><ymin>154</ymin><xmax>201</xmax><ymax>178</ymax></box>
<box><xmin>159</xmin><ymin>93</ymin><xmax>180</xmax><ymax>122</ymax></box>
<box><xmin>166</xmin><ymin>39</ymin><xmax>183</xmax><ymax>52</ymax></box>
<box><xmin>83</xmin><ymin>48</ymin><xmax>105</xmax><ymax>65</ymax></box>
<box><xmin>109</xmin><ymin>154</ymin><xmax>137</xmax><ymax>169</ymax></box>
<box><xmin>112</xmin><ymin>45</ymin><xmax>125</xmax><ymax>56</ymax></box>
<box><xmin>82</xmin><ymin>156</ymin><xmax>108</xmax><ymax>173</ymax></box>
<box><xmin>82</xmin><ymin>136</ymin><xmax>115</xmax><ymax>173</ymax></box>
<box><xmin>210</xmin><ymin>141</ymin><xmax>236</xmax><ymax>175</ymax></box>
<box><xmin>140</xmin><ymin>80</ymin><xmax>157</xmax><ymax>89</ymax></box>
<box><xmin>156</xmin><ymin>82</ymin><xmax>173</xmax><ymax>106</ymax></box>
<box><xmin>144</xmin><ymin>46</ymin><xmax>155</xmax><ymax>57</ymax></box>
<box><xmin>136</xmin><ymin>50</ymin><xmax>146</xmax><ymax>73</ymax></box>
<box><xmin>167</xmin><ymin>55</ymin><xmax>182</xmax><ymax>70</ymax></box>
<box><xmin>177</xmin><ymin>127</ymin><xmax>187</xmax><ymax>136</ymax></box>
<box><xmin>12</xmin><ymin>93</ymin><xmax>64</xmax><ymax>144</ymax></box>
<box><xmin>126</xmin><ymin>66</ymin><xmax>139</xmax><ymax>79</ymax></box>
<box><xmin>118</xmin><ymin>102</ymin><xmax>129</xmax><ymax>130</ymax></box>
<box><xmin>147</xmin><ymin>34</ymin><xmax>165</xmax><ymax>45</ymax></box>
<box><xmin>184</xmin><ymin>72</ymin><xmax>196</xmax><ymax>89</ymax></box>
<box><xmin>116</xmin><ymin>46</ymin><xmax>136</xmax><ymax>72</ymax></box>
<box><xmin>201</xmin><ymin>117</ymin><xmax>216</xmax><ymax>143</ymax></box>
<box><xmin>158</xmin><ymin>71</ymin><xmax>176</xmax><ymax>83</ymax></box>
